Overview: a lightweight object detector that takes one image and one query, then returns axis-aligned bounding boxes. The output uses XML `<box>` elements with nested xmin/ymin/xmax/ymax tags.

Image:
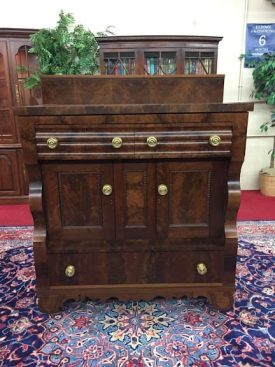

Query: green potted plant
<box><xmin>23</xmin><ymin>10</ymin><xmax>113</xmax><ymax>89</ymax></box>
<box><xmin>250</xmin><ymin>52</ymin><xmax>275</xmax><ymax>196</ymax></box>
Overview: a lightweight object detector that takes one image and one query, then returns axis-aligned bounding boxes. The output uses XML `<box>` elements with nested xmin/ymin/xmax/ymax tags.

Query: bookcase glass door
<box><xmin>0</xmin><ymin>46</ymin><xmax>9</xmax><ymax>107</ymax></box>
<box><xmin>184</xmin><ymin>51</ymin><xmax>215</xmax><ymax>75</ymax></box>
<box><xmin>15</xmin><ymin>45</ymin><xmax>41</xmax><ymax>105</ymax></box>
<box><xmin>144</xmin><ymin>51</ymin><xmax>176</xmax><ymax>75</ymax></box>
<box><xmin>104</xmin><ymin>52</ymin><xmax>136</xmax><ymax>75</ymax></box>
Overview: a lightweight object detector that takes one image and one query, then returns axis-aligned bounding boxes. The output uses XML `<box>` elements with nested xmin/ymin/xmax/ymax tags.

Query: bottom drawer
<box><xmin>47</xmin><ymin>251</ymin><xmax>224</xmax><ymax>286</ymax></box>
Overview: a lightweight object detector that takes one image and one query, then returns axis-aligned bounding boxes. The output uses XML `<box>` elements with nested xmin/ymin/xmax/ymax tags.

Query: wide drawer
<box><xmin>48</xmin><ymin>250</ymin><xmax>224</xmax><ymax>285</ymax></box>
<box><xmin>35</xmin><ymin>128</ymin><xmax>135</xmax><ymax>160</ymax></box>
<box><xmin>35</xmin><ymin>125</ymin><xmax>232</xmax><ymax>160</ymax></box>
<box><xmin>135</xmin><ymin>127</ymin><xmax>233</xmax><ymax>158</ymax></box>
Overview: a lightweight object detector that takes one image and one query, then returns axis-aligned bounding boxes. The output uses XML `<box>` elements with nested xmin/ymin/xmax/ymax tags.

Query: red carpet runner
<box><xmin>238</xmin><ymin>190</ymin><xmax>275</xmax><ymax>221</ymax></box>
<box><xmin>0</xmin><ymin>204</ymin><xmax>33</xmax><ymax>226</ymax></box>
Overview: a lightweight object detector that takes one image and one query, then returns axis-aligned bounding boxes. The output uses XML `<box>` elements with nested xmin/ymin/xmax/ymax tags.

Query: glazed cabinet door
<box><xmin>42</xmin><ymin>163</ymin><xmax>115</xmax><ymax>241</ymax></box>
<box><xmin>0</xmin><ymin>41</ymin><xmax>16</xmax><ymax>143</ymax></box>
<box><xmin>8</xmin><ymin>40</ymin><xmax>41</xmax><ymax>106</ymax></box>
<box><xmin>114</xmin><ymin>162</ymin><xmax>156</xmax><ymax>239</ymax></box>
<box><xmin>156</xmin><ymin>160</ymin><xmax>228</xmax><ymax>239</ymax></box>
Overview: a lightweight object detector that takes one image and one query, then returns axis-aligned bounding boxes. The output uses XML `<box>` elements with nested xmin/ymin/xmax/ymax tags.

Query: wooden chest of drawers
<box><xmin>15</xmin><ymin>76</ymin><xmax>253</xmax><ymax>313</ymax></box>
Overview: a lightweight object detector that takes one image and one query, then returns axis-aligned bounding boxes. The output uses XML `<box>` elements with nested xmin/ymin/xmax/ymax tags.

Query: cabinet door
<box><xmin>156</xmin><ymin>160</ymin><xmax>228</xmax><ymax>239</ymax></box>
<box><xmin>42</xmin><ymin>163</ymin><xmax>115</xmax><ymax>241</ymax></box>
<box><xmin>114</xmin><ymin>162</ymin><xmax>156</xmax><ymax>239</ymax></box>
<box><xmin>0</xmin><ymin>41</ymin><xmax>16</xmax><ymax>143</ymax></box>
<box><xmin>0</xmin><ymin>149</ymin><xmax>22</xmax><ymax>196</ymax></box>
<box><xmin>8</xmin><ymin>40</ymin><xmax>41</xmax><ymax>106</ymax></box>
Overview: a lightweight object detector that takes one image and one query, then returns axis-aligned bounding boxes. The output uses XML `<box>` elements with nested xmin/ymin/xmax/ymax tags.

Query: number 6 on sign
<box><xmin>259</xmin><ymin>35</ymin><xmax>266</xmax><ymax>46</ymax></box>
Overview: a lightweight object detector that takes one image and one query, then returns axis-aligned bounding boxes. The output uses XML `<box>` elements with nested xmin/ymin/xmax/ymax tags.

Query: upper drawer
<box><xmin>35</xmin><ymin>128</ymin><xmax>135</xmax><ymax>160</ymax></box>
<box><xmin>135</xmin><ymin>127</ymin><xmax>233</xmax><ymax>158</ymax></box>
<box><xmin>35</xmin><ymin>125</ymin><xmax>233</xmax><ymax>160</ymax></box>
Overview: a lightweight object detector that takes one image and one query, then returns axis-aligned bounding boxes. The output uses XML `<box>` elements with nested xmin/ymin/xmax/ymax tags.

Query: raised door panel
<box><xmin>114</xmin><ymin>162</ymin><xmax>156</xmax><ymax>240</ymax></box>
<box><xmin>0</xmin><ymin>109</ymin><xmax>16</xmax><ymax>143</ymax></box>
<box><xmin>156</xmin><ymin>160</ymin><xmax>228</xmax><ymax>239</ymax></box>
<box><xmin>42</xmin><ymin>163</ymin><xmax>115</xmax><ymax>241</ymax></box>
<box><xmin>0</xmin><ymin>150</ymin><xmax>21</xmax><ymax>196</ymax></box>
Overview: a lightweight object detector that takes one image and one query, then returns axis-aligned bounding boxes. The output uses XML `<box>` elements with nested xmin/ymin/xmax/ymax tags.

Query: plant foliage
<box><xmin>250</xmin><ymin>53</ymin><xmax>275</xmax><ymax>169</ymax></box>
<box><xmin>241</xmin><ymin>52</ymin><xmax>275</xmax><ymax>168</ymax></box>
<box><xmin>24</xmin><ymin>10</ymin><xmax>105</xmax><ymax>88</ymax></box>
<box><xmin>251</xmin><ymin>53</ymin><xmax>275</xmax><ymax>105</ymax></box>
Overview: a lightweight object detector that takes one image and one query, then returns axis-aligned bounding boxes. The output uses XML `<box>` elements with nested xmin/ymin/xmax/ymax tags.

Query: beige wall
<box><xmin>1</xmin><ymin>0</ymin><xmax>274</xmax><ymax>189</ymax></box>
<box><xmin>239</xmin><ymin>1</ymin><xmax>275</xmax><ymax>189</ymax></box>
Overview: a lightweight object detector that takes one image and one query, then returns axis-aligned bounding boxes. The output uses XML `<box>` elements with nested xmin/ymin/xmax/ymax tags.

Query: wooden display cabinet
<box><xmin>0</xmin><ymin>31</ymin><xmax>222</xmax><ymax>203</ymax></box>
<box><xmin>97</xmin><ymin>35</ymin><xmax>222</xmax><ymax>75</ymax></box>
<box><xmin>0</xmin><ymin>28</ymin><xmax>41</xmax><ymax>204</ymax></box>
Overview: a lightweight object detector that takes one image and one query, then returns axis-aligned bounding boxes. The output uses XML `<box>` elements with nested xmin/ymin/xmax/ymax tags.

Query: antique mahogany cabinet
<box><xmin>15</xmin><ymin>75</ymin><xmax>253</xmax><ymax>313</ymax></box>
<box><xmin>1</xmin><ymin>31</ymin><xmax>220</xmax><ymax>203</ymax></box>
<box><xmin>0</xmin><ymin>28</ymin><xmax>41</xmax><ymax>203</ymax></box>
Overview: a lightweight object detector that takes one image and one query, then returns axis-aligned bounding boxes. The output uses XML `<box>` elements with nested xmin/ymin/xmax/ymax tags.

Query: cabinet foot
<box><xmin>38</xmin><ymin>294</ymin><xmax>66</xmax><ymax>314</ymax></box>
<box><xmin>208</xmin><ymin>291</ymin><xmax>233</xmax><ymax>311</ymax></box>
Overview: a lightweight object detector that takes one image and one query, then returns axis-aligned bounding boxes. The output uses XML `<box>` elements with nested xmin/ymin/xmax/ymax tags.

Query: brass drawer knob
<box><xmin>112</xmin><ymin>137</ymin><xmax>123</xmax><ymax>149</ymax></box>
<box><xmin>158</xmin><ymin>184</ymin><xmax>168</xmax><ymax>196</ymax></box>
<box><xmin>197</xmin><ymin>262</ymin><xmax>207</xmax><ymax>275</ymax></box>
<box><xmin>147</xmin><ymin>136</ymin><xmax>158</xmax><ymax>148</ymax></box>
<box><xmin>209</xmin><ymin>135</ymin><xmax>221</xmax><ymax>147</ymax></box>
<box><xmin>47</xmin><ymin>137</ymin><xmax>59</xmax><ymax>149</ymax></box>
<box><xmin>65</xmin><ymin>265</ymin><xmax>75</xmax><ymax>277</ymax></box>
<box><xmin>102</xmin><ymin>184</ymin><xmax>113</xmax><ymax>196</ymax></box>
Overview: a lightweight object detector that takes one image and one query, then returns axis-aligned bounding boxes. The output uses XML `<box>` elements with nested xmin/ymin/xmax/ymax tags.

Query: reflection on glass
<box><xmin>104</xmin><ymin>52</ymin><xmax>136</xmax><ymax>75</ymax></box>
<box><xmin>15</xmin><ymin>45</ymin><xmax>41</xmax><ymax>105</ymax></box>
<box><xmin>184</xmin><ymin>52</ymin><xmax>214</xmax><ymax>75</ymax></box>
<box><xmin>144</xmin><ymin>51</ymin><xmax>176</xmax><ymax>75</ymax></box>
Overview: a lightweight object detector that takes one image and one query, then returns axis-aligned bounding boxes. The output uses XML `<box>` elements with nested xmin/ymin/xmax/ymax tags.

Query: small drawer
<box><xmin>135</xmin><ymin>127</ymin><xmax>233</xmax><ymax>159</ymax></box>
<box><xmin>35</xmin><ymin>128</ymin><xmax>135</xmax><ymax>160</ymax></box>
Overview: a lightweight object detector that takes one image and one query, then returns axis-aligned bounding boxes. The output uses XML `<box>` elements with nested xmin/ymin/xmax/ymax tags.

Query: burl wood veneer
<box><xmin>15</xmin><ymin>76</ymin><xmax>253</xmax><ymax>313</ymax></box>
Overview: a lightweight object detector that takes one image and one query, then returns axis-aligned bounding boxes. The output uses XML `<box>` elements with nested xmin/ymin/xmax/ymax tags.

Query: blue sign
<box><xmin>245</xmin><ymin>23</ymin><xmax>275</xmax><ymax>67</ymax></box>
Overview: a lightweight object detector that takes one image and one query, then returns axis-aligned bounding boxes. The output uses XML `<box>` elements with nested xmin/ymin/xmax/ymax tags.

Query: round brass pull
<box><xmin>147</xmin><ymin>136</ymin><xmax>158</xmax><ymax>148</ymax></box>
<box><xmin>47</xmin><ymin>137</ymin><xmax>59</xmax><ymax>149</ymax></box>
<box><xmin>197</xmin><ymin>262</ymin><xmax>207</xmax><ymax>275</ymax></box>
<box><xmin>158</xmin><ymin>184</ymin><xmax>168</xmax><ymax>196</ymax></box>
<box><xmin>65</xmin><ymin>265</ymin><xmax>75</xmax><ymax>278</ymax></box>
<box><xmin>102</xmin><ymin>184</ymin><xmax>112</xmax><ymax>196</ymax></box>
<box><xmin>209</xmin><ymin>135</ymin><xmax>221</xmax><ymax>147</ymax></box>
<box><xmin>112</xmin><ymin>137</ymin><xmax>123</xmax><ymax>149</ymax></box>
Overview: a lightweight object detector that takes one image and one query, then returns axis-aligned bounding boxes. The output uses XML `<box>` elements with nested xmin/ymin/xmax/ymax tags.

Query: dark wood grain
<box><xmin>15</xmin><ymin>76</ymin><xmax>253</xmax><ymax>313</ymax></box>
<box><xmin>0</xmin><ymin>29</ymin><xmax>41</xmax><ymax>203</ymax></box>
<box><xmin>40</xmin><ymin>75</ymin><xmax>225</xmax><ymax>105</ymax></box>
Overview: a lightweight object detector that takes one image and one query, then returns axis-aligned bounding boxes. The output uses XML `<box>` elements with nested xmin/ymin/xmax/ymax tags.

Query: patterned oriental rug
<box><xmin>0</xmin><ymin>222</ymin><xmax>274</xmax><ymax>367</ymax></box>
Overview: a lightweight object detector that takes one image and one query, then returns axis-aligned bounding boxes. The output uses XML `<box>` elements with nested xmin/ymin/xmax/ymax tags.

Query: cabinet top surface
<box><xmin>0</xmin><ymin>28</ymin><xmax>38</xmax><ymax>38</ymax></box>
<box><xmin>14</xmin><ymin>102</ymin><xmax>254</xmax><ymax>116</ymax></box>
<box><xmin>96</xmin><ymin>35</ymin><xmax>223</xmax><ymax>42</ymax></box>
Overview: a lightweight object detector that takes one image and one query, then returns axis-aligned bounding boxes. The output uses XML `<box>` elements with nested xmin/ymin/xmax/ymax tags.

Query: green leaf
<box><xmin>24</xmin><ymin>9</ymin><xmax>110</xmax><ymax>87</ymax></box>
